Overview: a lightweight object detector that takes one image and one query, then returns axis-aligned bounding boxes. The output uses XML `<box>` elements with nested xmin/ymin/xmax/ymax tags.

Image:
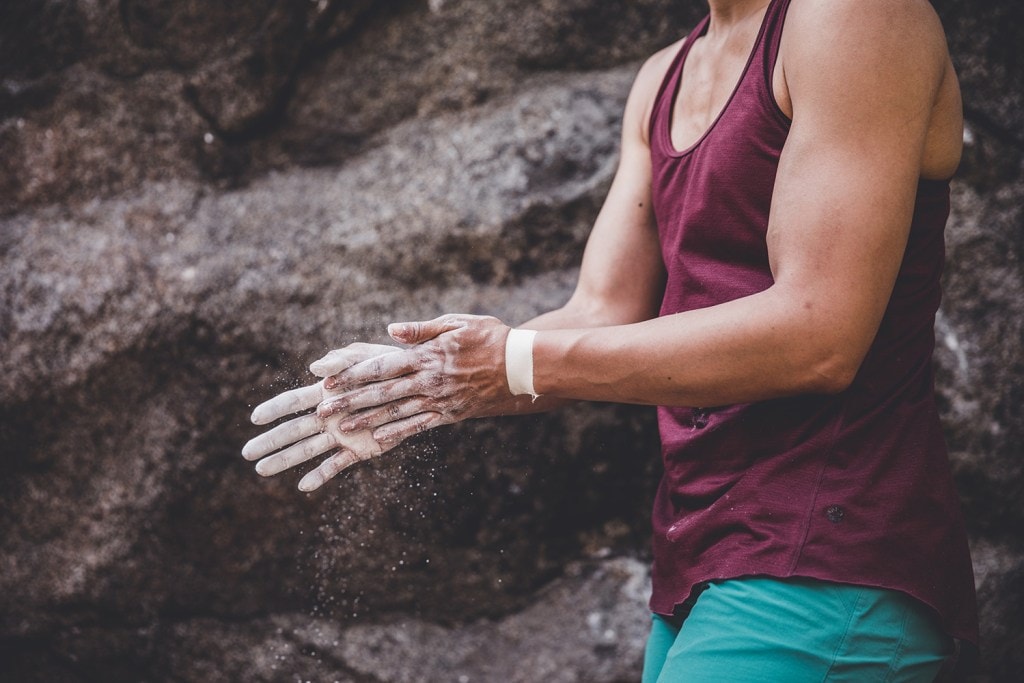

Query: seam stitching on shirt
<box><xmin>788</xmin><ymin>394</ymin><xmax>850</xmax><ymax>575</ymax></box>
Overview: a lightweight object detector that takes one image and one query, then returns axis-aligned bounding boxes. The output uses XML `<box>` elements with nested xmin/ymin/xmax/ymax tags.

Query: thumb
<box><xmin>388</xmin><ymin>315</ymin><xmax>462</xmax><ymax>344</ymax></box>
<box><xmin>309</xmin><ymin>344</ymin><xmax>398</xmax><ymax>378</ymax></box>
<box><xmin>309</xmin><ymin>348</ymin><xmax>362</xmax><ymax>378</ymax></box>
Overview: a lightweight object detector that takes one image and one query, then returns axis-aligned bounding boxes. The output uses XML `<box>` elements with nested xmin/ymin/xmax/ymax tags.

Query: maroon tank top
<box><xmin>647</xmin><ymin>0</ymin><xmax>978</xmax><ymax>645</ymax></box>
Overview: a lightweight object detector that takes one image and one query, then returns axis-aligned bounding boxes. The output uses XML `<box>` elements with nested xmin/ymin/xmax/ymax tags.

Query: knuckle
<box><xmin>415</xmin><ymin>415</ymin><xmax>435</xmax><ymax>433</ymax></box>
<box><xmin>324</xmin><ymin>398</ymin><xmax>346</xmax><ymax>414</ymax></box>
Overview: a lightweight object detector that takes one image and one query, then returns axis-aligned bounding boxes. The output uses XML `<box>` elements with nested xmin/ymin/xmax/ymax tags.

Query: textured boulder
<box><xmin>931</xmin><ymin>4</ymin><xmax>1024</xmax><ymax>680</ymax></box>
<box><xmin>3</xmin><ymin>558</ymin><xmax>651</xmax><ymax>683</ymax></box>
<box><xmin>0</xmin><ymin>63</ymin><xmax>658</xmax><ymax>628</ymax></box>
<box><xmin>0</xmin><ymin>1</ymin><xmax>1022</xmax><ymax>682</ymax></box>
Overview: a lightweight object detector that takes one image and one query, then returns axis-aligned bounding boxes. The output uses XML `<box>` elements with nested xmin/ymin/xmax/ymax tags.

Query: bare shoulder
<box><xmin>786</xmin><ymin>0</ymin><xmax>948</xmax><ymax>39</ymax></box>
<box><xmin>637</xmin><ymin>39</ymin><xmax>686</xmax><ymax>91</ymax></box>
<box><xmin>778</xmin><ymin>0</ymin><xmax>955</xmax><ymax>127</ymax></box>
<box><xmin>777</xmin><ymin>0</ymin><xmax>962</xmax><ymax>179</ymax></box>
<box><xmin>782</xmin><ymin>0</ymin><xmax>950</xmax><ymax>77</ymax></box>
<box><xmin>625</xmin><ymin>38</ymin><xmax>687</xmax><ymax>147</ymax></box>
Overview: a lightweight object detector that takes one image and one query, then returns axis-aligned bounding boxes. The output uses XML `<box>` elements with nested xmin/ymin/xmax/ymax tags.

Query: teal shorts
<box><xmin>642</xmin><ymin>577</ymin><xmax>951</xmax><ymax>683</ymax></box>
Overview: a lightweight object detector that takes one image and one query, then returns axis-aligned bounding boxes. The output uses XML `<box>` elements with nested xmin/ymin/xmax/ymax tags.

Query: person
<box><xmin>244</xmin><ymin>0</ymin><xmax>979</xmax><ymax>679</ymax></box>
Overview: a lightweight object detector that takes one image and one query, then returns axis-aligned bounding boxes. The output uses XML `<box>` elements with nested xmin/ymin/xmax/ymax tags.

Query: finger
<box><xmin>318</xmin><ymin>377</ymin><xmax>423</xmax><ymax>417</ymax></box>
<box><xmin>297</xmin><ymin>450</ymin><xmax>365</xmax><ymax>492</ymax></box>
<box><xmin>332</xmin><ymin>424</ymin><xmax>385</xmax><ymax>458</ymax></box>
<box><xmin>372</xmin><ymin>411</ymin><xmax>443</xmax><ymax>450</ymax></box>
<box><xmin>309</xmin><ymin>344</ymin><xmax>401</xmax><ymax>378</ymax></box>
<box><xmin>241</xmin><ymin>413</ymin><xmax>322</xmax><ymax>461</ymax></box>
<box><xmin>333</xmin><ymin>397</ymin><xmax>429</xmax><ymax>433</ymax></box>
<box><xmin>254</xmin><ymin>431</ymin><xmax>335</xmax><ymax>477</ymax></box>
<box><xmin>325</xmin><ymin>351</ymin><xmax>421</xmax><ymax>391</ymax></box>
<box><xmin>250</xmin><ymin>382</ymin><xmax>324</xmax><ymax>425</ymax></box>
<box><xmin>317</xmin><ymin>395</ymin><xmax>348</xmax><ymax>418</ymax></box>
<box><xmin>387</xmin><ymin>315</ymin><xmax>466</xmax><ymax>345</ymax></box>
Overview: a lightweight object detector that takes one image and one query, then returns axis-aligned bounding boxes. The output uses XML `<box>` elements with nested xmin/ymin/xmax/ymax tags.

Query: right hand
<box><xmin>315</xmin><ymin>314</ymin><xmax>515</xmax><ymax>450</ymax></box>
<box><xmin>242</xmin><ymin>343</ymin><xmax>401</xmax><ymax>491</ymax></box>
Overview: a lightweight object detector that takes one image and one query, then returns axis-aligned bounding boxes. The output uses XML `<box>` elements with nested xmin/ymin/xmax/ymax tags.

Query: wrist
<box><xmin>504</xmin><ymin>328</ymin><xmax>539</xmax><ymax>398</ymax></box>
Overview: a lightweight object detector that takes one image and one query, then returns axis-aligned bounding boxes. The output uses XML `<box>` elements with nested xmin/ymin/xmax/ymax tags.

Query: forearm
<box><xmin>494</xmin><ymin>292</ymin><xmax>661</xmax><ymax>416</ymax></box>
<box><xmin>531</xmin><ymin>285</ymin><xmax>853</xmax><ymax>408</ymax></box>
<box><xmin>485</xmin><ymin>306</ymin><xmax>599</xmax><ymax>417</ymax></box>
<box><xmin>519</xmin><ymin>291</ymin><xmax>654</xmax><ymax>332</ymax></box>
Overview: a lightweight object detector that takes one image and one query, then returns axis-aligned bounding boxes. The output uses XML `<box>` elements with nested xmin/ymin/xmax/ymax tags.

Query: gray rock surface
<box><xmin>1</xmin><ymin>1</ymin><xmax>1021</xmax><ymax>681</ymax></box>
<box><xmin>3</xmin><ymin>557</ymin><xmax>651</xmax><ymax>683</ymax></box>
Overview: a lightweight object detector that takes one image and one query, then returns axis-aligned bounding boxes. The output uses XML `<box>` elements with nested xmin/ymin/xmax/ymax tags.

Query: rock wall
<box><xmin>1</xmin><ymin>1</ymin><xmax>1021</xmax><ymax>681</ymax></box>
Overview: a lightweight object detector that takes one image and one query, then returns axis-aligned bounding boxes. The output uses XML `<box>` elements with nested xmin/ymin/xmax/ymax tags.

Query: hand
<box><xmin>315</xmin><ymin>314</ymin><xmax>516</xmax><ymax>449</ymax></box>
<box><xmin>242</xmin><ymin>343</ymin><xmax>400</xmax><ymax>491</ymax></box>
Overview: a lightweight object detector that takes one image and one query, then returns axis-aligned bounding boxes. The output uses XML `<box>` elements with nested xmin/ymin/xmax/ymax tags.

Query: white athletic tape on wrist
<box><xmin>505</xmin><ymin>328</ymin><xmax>539</xmax><ymax>398</ymax></box>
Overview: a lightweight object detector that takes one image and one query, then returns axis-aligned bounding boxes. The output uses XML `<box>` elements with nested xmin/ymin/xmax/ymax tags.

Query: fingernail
<box><xmin>388</xmin><ymin>323</ymin><xmax>409</xmax><ymax>338</ymax></box>
<box><xmin>298</xmin><ymin>472</ymin><xmax>321</xmax><ymax>492</ymax></box>
<box><xmin>318</xmin><ymin>400</ymin><xmax>342</xmax><ymax>418</ymax></box>
<box><xmin>324</xmin><ymin>376</ymin><xmax>338</xmax><ymax>390</ymax></box>
<box><xmin>339</xmin><ymin>420</ymin><xmax>355</xmax><ymax>432</ymax></box>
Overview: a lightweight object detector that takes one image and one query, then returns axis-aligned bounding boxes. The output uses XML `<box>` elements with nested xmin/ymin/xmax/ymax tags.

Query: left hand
<box><xmin>242</xmin><ymin>342</ymin><xmax>401</xmax><ymax>491</ymax></box>
<box><xmin>315</xmin><ymin>314</ymin><xmax>516</xmax><ymax>449</ymax></box>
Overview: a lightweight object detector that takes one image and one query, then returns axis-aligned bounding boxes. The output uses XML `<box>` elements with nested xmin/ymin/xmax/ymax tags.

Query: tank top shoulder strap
<box><xmin>759</xmin><ymin>0</ymin><xmax>794</xmax><ymax>109</ymax></box>
<box><xmin>648</xmin><ymin>15</ymin><xmax>710</xmax><ymax>146</ymax></box>
<box><xmin>649</xmin><ymin>0</ymin><xmax>796</xmax><ymax>154</ymax></box>
<box><xmin>765</xmin><ymin>0</ymin><xmax>794</xmax><ymax>88</ymax></box>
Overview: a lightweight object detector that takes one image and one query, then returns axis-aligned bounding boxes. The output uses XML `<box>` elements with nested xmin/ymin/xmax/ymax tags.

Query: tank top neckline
<box><xmin>661</xmin><ymin>1</ymin><xmax>778</xmax><ymax>158</ymax></box>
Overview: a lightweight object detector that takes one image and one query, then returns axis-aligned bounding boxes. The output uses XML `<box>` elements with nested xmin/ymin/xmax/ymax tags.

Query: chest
<box><xmin>671</xmin><ymin>40</ymin><xmax>752</xmax><ymax>152</ymax></box>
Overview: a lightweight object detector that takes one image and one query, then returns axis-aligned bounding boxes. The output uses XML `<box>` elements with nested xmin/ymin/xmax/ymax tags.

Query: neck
<box><xmin>706</xmin><ymin>0</ymin><xmax>772</xmax><ymax>31</ymax></box>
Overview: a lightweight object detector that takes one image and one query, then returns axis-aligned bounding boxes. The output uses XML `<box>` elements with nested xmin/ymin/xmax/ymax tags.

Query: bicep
<box><xmin>569</xmin><ymin>142</ymin><xmax>664</xmax><ymax>325</ymax></box>
<box><xmin>766</xmin><ymin>0</ymin><xmax>946</xmax><ymax>361</ymax></box>
<box><xmin>766</xmin><ymin>121</ymin><xmax>921</xmax><ymax>356</ymax></box>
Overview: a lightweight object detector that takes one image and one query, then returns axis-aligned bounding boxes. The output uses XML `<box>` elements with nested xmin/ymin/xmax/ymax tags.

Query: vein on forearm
<box><xmin>532</xmin><ymin>285</ymin><xmax>853</xmax><ymax>408</ymax></box>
